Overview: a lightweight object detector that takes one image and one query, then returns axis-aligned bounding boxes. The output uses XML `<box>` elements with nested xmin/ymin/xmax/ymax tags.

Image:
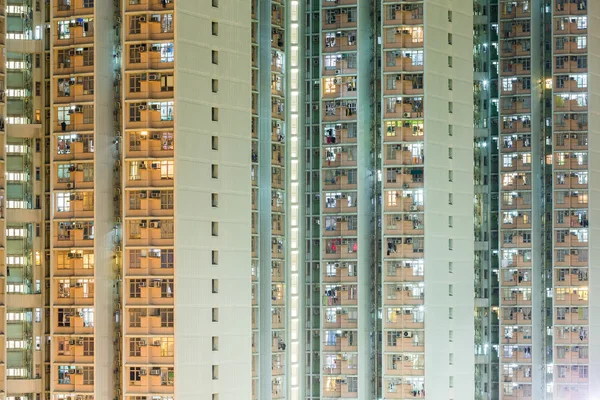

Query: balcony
<box><xmin>554</xmin><ymin>368</ymin><xmax>588</xmax><ymax>385</ymax></box>
<box><xmin>501</xmin><ymin>78</ymin><xmax>531</xmax><ymax>96</ymax></box>
<box><xmin>54</xmin><ymin>308</ymin><xmax>94</xmax><ymax>335</ymax></box>
<box><xmin>125</xmin><ymin>307</ymin><xmax>174</xmax><ymax>335</ymax></box>
<box><xmin>323</xmin><ymin>286</ymin><xmax>357</xmax><ymax>306</ymax></box>
<box><xmin>125</xmin><ymin>190</ymin><xmax>174</xmax><ymax>218</ymax></box>
<box><xmin>53</xmin><ymin>223</ymin><xmax>95</xmax><ymax>248</ymax></box>
<box><xmin>383</xmin><ymin>50</ymin><xmax>423</xmax><ymax>73</ymax></box>
<box><xmin>53</xmin><ymin>251</ymin><xmax>95</xmax><ymax>278</ymax></box>
<box><xmin>554</xmin><ymin>152</ymin><xmax>588</xmax><ymax>171</ymax></box>
<box><xmin>384</xmin><ymin>330</ymin><xmax>424</xmax><ymax>353</ymax></box>
<box><xmin>384</xmin><ymin>354</ymin><xmax>424</xmax><ymax>376</ymax></box>
<box><xmin>554</xmin><ymin>19</ymin><xmax>587</xmax><ymax>35</ymax></box>
<box><xmin>125</xmin><ymin>219</ymin><xmax>174</xmax><ymax>247</ymax></box>
<box><xmin>383</xmin><ymin>192</ymin><xmax>423</xmax><ymax>213</ymax></box>
<box><xmin>501</xmin><ymin>345</ymin><xmax>534</xmax><ymax>364</ymax></box>
<box><xmin>126</xmin><ymin>131</ymin><xmax>173</xmax><ymax>159</ymax></box>
<box><xmin>383</xmin><ymin>122</ymin><xmax>423</xmax><ymax>143</ymax></box>
<box><xmin>54</xmin><ymin>51</ymin><xmax>95</xmax><ymax>75</ymax></box>
<box><xmin>554</xmin><ymin>96</ymin><xmax>587</xmax><ymax>114</ymax></box>
<box><xmin>323</xmin><ymin>240</ymin><xmax>357</xmax><ymax>260</ymax></box>
<box><xmin>54</xmin><ymin>21</ymin><xmax>94</xmax><ymax>47</ymax></box>
<box><xmin>383</xmin><ymin>98</ymin><xmax>423</xmax><ymax>120</ymax></box>
<box><xmin>554</xmin><ymin>57</ymin><xmax>587</xmax><ymax>74</ymax></box>
<box><xmin>384</xmin><ymin>380</ymin><xmax>425</xmax><ymax>399</ymax></box>
<box><xmin>53</xmin><ymin>0</ymin><xmax>95</xmax><ymax>17</ymax></box>
<box><xmin>323</xmin><ymin>310</ymin><xmax>357</xmax><ymax>329</ymax></box>
<box><xmin>54</xmin><ymin>282</ymin><xmax>94</xmax><ymax>306</ymax></box>
<box><xmin>385</xmin><ymin>238</ymin><xmax>423</xmax><ymax>259</ymax></box>
<box><xmin>554</xmin><ymin>0</ymin><xmax>587</xmax><ymax>16</ymax></box>
<box><xmin>125</xmin><ymin>0</ymin><xmax>175</xmax><ymax>12</ymax></box>
<box><xmin>323</xmin><ymin>171</ymin><xmax>357</xmax><ymax>191</ymax></box>
<box><xmin>322</xmin><ymin>76</ymin><xmax>357</xmax><ymax>99</ymax></box>
<box><xmin>554</xmin><ymin>77</ymin><xmax>588</xmax><ymax>94</ymax></box>
<box><xmin>383</xmin><ymin>214</ymin><xmax>423</xmax><ymax>235</ymax></box>
<box><xmin>54</xmin><ymin>370</ymin><xmax>94</xmax><ymax>394</ymax></box>
<box><xmin>322</xmin><ymin>0</ymin><xmax>357</xmax><ymax>6</ymax></box>
<box><xmin>384</xmin><ymin>284</ymin><xmax>423</xmax><ymax>306</ymax></box>
<box><xmin>500</xmin><ymin>60</ymin><xmax>532</xmax><ymax>76</ymax></box>
<box><xmin>323</xmin><ymin>218</ymin><xmax>356</xmax><ymax>237</ymax></box>
<box><xmin>501</xmin><ymin>308</ymin><xmax>532</xmax><ymax>325</ymax></box>
<box><xmin>125</xmin><ymin>161</ymin><xmax>174</xmax><ymax>188</ymax></box>
<box><xmin>383</xmin><ymin>4</ymin><xmax>423</xmax><ymax>26</ymax></box>
<box><xmin>501</xmin><ymin>327</ymin><xmax>532</xmax><ymax>345</ymax></box>
<box><xmin>383</xmin><ymin>28</ymin><xmax>423</xmax><ymax>49</ymax></box>
<box><xmin>125</xmin><ymin>44</ymin><xmax>174</xmax><ymax>72</ymax></box>
<box><xmin>125</xmin><ymin>370</ymin><xmax>175</xmax><ymax>395</ymax></box>
<box><xmin>555</xmin><ymin>174</ymin><xmax>588</xmax><ymax>191</ymax></box>
<box><xmin>501</xmin><ymin>288</ymin><xmax>533</xmax><ymax>306</ymax></box>
<box><xmin>501</xmin><ymin>174</ymin><xmax>531</xmax><ymax>191</ymax></box>
<box><xmin>322</xmin><ymin>102</ymin><xmax>357</xmax><ymax>122</ymax></box>
<box><xmin>554</xmin><ymin>289</ymin><xmax>588</xmax><ymax>306</ymax></box>
<box><xmin>125</xmin><ymin>337</ymin><xmax>174</xmax><ymax>365</ymax></box>
<box><xmin>53</xmin><ymin>338</ymin><xmax>95</xmax><ymax>365</ymax></box>
<box><xmin>500</xmin><ymin>97</ymin><xmax>531</xmax><ymax>114</ymax></box>
<box><xmin>384</xmin><ymin>308</ymin><xmax>423</xmax><ymax>329</ymax></box>
<box><xmin>383</xmin><ymin>146</ymin><xmax>423</xmax><ymax>167</ymax></box>
<box><xmin>383</xmin><ymin>261</ymin><xmax>423</xmax><ymax>283</ymax></box>
<box><xmin>322</xmin><ymin>9</ymin><xmax>357</xmax><ymax>30</ymax></box>
<box><xmin>501</xmin><ymin>22</ymin><xmax>532</xmax><ymax>39</ymax></box>
<box><xmin>500</xmin><ymin>40</ymin><xmax>531</xmax><ymax>58</ymax></box>
<box><xmin>125</xmin><ymin>105</ymin><xmax>174</xmax><ymax>130</ymax></box>
<box><xmin>501</xmin><ymin>212</ymin><xmax>532</xmax><ymax>230</ymax></box>
<box><xmin>54</xmin><ymin>164</ymin><xmax>94</xmax><ymax>190</ymax></box>
<box><xmin>323</xmin><ymin>31</ymin><xmax>357</xmax><ymax>53</ymax></box>
<box><xmin>554</xmin><ymin>325</ymin><xmax>587</xmax><ymax>344</ymax></box>
<box><xmin>554</xmin><ymin>251</ymin><xmax>588</xmax><ymax>268</ymax></box>
<box><xmin>323</xmin><ymin>124</ymin><xmax>357</xmax><ymax>145</ymax></box>
<box><xmin>54</xmin><ymin>109</ymin><xmax>94</xmax><ymax>133</ymax></box>
<box><xmin>554</xmin><ymin>115</ymin><xmax>588</xmax><ymax>132</ymax></box>
<box><xmin>554</xmin><ymin>40</ymin><xmax>587</xmax><ymax>55</ymax></box>
<box><xmin>125</xmin><ymin>78</ymin><xmax>174</xmax><ymax>102</ymax></box>
<box><xmin>322</xmin><ymin>192</ymin><xmax>357</xmax><ymax>214</ymax></box>
<box><xmin>555</xmin><ymin>269</ymin><xmax>588</xmax><ymax>286</ymax></box>
<box><xmin>271</xmin><ymin>28</ymin><xmax>284</xmax><ymax>51</ymax></box>
<box><xmin>125</xmin><ymin>15</ymin><xmax>174</xmax><ymax>42</ymax></box>
<box><xmin>54</xmin><ymin>191</ymin><xmax>94</xmax><ymax>219</ymax></box>
<box><xmin>322</xmin><ymin>263</ymin><xmax>357</xmax><ymax>284</ymax></box>
<box><xmin>383</xmin><ymin>74</ymin><xmax>423</xmax><ymax>96</ymax></box>
<box><xmin>500</xmin><ymin>2</ymin><xmax>531</xmax><ymax>19</ymax></box>
<box><xmin>322</xmin><ymin>54</ymin><xmax>357</xmax><ymax>76</ymax></box>
<box><xmin>126</xmin><ymin>279</ymin><xmax>174</xmax><ymax>306</ymax></box>
<box><xmin>501</xmin><ymin>118</ymin><xmax>531</xmax><ymax>134</ymax></box>
<box><xmin>54</xmin><ymin>134</ymin><xmax>95</xmax><ymax>161</ymax></box>
<box><xmin>384</xmin><ymin>167</ymin><xmax>423</xmax><ymax>189</ymax></box>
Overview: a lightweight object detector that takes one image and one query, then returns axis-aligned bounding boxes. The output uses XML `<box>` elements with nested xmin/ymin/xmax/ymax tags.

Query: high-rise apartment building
<box><xmin>0</xmin><ymin>0</ymin><xmax>595</xmax><ymax>400</ymax></box>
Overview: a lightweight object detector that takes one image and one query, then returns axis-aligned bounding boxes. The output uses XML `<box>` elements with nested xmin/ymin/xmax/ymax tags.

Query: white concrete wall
<box><xmin>93</xmin><ymin>1</ymin><xmax>117</xmax><ymax>399</ymax></box>
<box><xmin>173</xmin><ymin>1</ymin><xmax>252</xmax><ymax>399</ymax></box>
<box><xmin>587</xmin><ymin>0</ymin><xmax>600</xmax><ymax>394</ymax></box>
<box><xmin>423</xmin><ymin>1</ymin><xmax>474</xmax><ymax>399</ymax></box>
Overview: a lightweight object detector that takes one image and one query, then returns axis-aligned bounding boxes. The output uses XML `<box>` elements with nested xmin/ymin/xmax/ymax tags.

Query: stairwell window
<box><xmin>212</xmin><ymin>22</ymin><xmax>219</xmax><ymax>36</ymax></box>
<box><xmin>448</xmin><ymin>33</ymin><xmax>453</xmax><ymax>45</ymax></box>
<box><xmin>212</xmin><ymin>50</ymin><xmax>219</xmax><ymax>65</ymax></box>
<box><xmin>212</xmin><ymin>107</ymin><xmax>219</xmax><ymax>121</ymax></box>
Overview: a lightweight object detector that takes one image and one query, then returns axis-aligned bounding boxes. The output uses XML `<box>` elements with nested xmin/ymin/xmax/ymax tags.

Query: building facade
<box><xmin>0</xmin><ymin>1</ymin><xmax>594</xmax><ymax>400</ymax></box>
